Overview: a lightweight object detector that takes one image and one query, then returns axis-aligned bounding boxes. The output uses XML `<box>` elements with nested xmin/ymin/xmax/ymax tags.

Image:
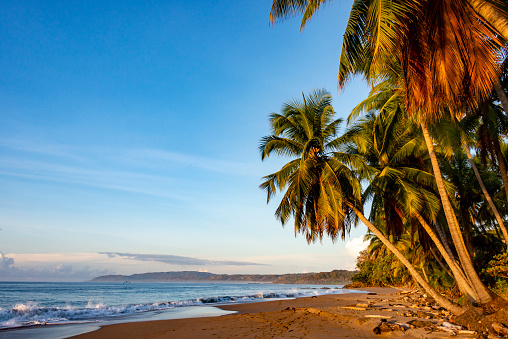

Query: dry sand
<box><xmin>69</xmin><ymin>287</ymin><xmax>478</xmax><ymax>339</ymax></box>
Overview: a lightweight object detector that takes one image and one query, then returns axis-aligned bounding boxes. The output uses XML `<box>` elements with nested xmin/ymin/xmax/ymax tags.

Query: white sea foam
<box><xmin>0</xmin><ymin>286</ymin><xmax>351</xmax><ymax>329</ymax></box>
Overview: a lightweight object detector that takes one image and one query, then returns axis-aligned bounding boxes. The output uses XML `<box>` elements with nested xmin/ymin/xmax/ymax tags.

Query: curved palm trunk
<box><xmin>421</xmin><ymin>122</ymin><xmax>492</xmax><ymax>303</ymax></box>
<box><xmin>429</xmin><ymin>247</ymin><xmax>453</xmax><ymax>277</ymax></box>
<box><xmin>462</xmin><ymin>141</ymin><xmax>508</xmax><ymax>245</ymax></box>
<box><xmin>350</xmin><ymin>205</ymin><xmax>464</xmax><ymax>315</ymax></box>
<box><xmin>493</xmin><ymin>133</ymin><xmax>508</xmax><ymax>215</ymax></box>
<box><xmin>414</xmin><ymin>212</ymin><xmax>476</xmax><ymax>298</ymax></box>
<box><xmin>434</xmin><ymin>220</ymin><xmax>456</xmax><ymax>261</ymax></box>
<box><xmin>422</xmin><ymin>266</ymin><xmax>429</xmax><ymax>283</ymax></box>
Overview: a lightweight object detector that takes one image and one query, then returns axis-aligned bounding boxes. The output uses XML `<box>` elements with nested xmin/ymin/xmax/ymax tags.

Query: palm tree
<box><xmin>339</xmin><ymin>1</ymin><xmax>506</xmax><ymax>304</ymax></box>
<box><xmin>344</xmin><ymin>104</ymin><xmax>481</xmax><ymax>298</ymax></box>
<box><xmin>259</xmin><ymin>89</ymin><xmax>360</xmax><ymax>242</ymax></box>
<box><xmin>432</xmin><ymin>113</ymin><xmax>508</xmax><ymax>246</ymax></box>
<box><xmin>268</xmin><ymin>0</ymin><xmax>508</xmax><ymax>304</ymax></box>
<box><xmin>260</xmin><ymin>89</ymin><xmax>463</xmax><ymax>314</ymax></box>
<box><xmin>477</xmin><ymin>102</ymin><xmax>508</xmax><ymax>228</ymax></box>
<box><xmin>338</xmin><ymin>0</ymin><xmax>505</xmax><ymax>301</ymax></box>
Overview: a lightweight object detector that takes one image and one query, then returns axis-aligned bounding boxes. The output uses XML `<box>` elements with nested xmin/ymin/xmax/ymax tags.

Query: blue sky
<box><xmin>0</xmin><ymin>0</ymin><xmax>370</xmax><ymax>281</ymax></box>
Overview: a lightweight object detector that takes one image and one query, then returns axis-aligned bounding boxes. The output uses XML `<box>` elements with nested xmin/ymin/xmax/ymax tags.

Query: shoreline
<box><xmin>0</xmin><ymin>284</ymin><xmax>355</xmax><ymax>339</ymax></box>
<box><xmin>66</xmin><ymin>287</ymin><xmax>478</xmax><ymax>339</ymax></box>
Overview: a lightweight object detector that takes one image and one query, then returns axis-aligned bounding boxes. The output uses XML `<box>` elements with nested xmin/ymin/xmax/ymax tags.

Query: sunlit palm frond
<box><xmin>259</xmin><ymin>135</ymin><xmax>303</xmax><ymax>160</ymax></box>
<box><xmin>269</xmin><ymin>0</ymin><xmax>329</xmax><ymax>29</ymax></box>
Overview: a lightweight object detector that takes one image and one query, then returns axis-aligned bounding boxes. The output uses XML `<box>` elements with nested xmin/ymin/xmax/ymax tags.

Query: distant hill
<box><xmin>89</xmin><ymin>270</ymin><xmax>355</xmax><ymax>285</ymax></box>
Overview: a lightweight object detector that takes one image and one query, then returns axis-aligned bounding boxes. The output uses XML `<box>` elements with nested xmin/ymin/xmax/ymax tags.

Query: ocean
<box><xmin>0</xmin><ymin>281</ymin><xmax>362</xmax><ymax>338</ymax></box>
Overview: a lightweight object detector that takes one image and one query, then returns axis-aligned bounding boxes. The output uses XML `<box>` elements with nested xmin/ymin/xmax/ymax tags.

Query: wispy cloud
<box><xmin>0</xmin><ymin>139</ymin><xmax>261</xmax><ymax>199</ymax></box>
<box><xmin>100</xmin><ymin>252</ymin><xmax>268</xmax><ymax>266</ymax></box>
<box><xmin>0</xmin><ymin>138</ymin><xmax>258</xmax><ymax>176</ymax></box>
<box><xmin>120</xmin><ymin>148</ymin><xmax>261</xmax><ymax>176</ymax></box>
<box><xmin>0</xmin><ymin>158</ymin><xmax>190</xmax><ymax>201</ymax></box>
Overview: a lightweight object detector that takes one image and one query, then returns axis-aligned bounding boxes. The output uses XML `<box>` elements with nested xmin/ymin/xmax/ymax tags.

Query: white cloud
<box><xmin>345</xmin><ymin>236</ymin><xmax>368</xmax><ymax>258</ymax></box>
<box><xmin>0</xmin><ymin>252</ymin><xmax>15</xmax><ymax>271</ymax></box>
<box><xmin>0</xmin><ymin>252</ymin><xmax>112</xmax><ymax>282</ymax></box>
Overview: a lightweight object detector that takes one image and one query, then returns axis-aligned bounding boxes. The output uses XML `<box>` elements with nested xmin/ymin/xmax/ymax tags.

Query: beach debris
<box><xmin>390</xmin><ymin>304</ymin><xmax>407</xmax><ymax>308</ymax></box>
<box><xmin>491</xmin><ymin>322</ymin><xmax>508</xmax><ymax>336</ymax></box>
<box><xmin>373</xmin><ymin>319</ymin><xmax>405</xmax><ymax>334</ymax></box>
<box><xmin>436</xmin><ymin>325</ymin><xmax>457</xmax><ymax>335</ymax></box>
<box><xmin>441</xmin><ymin>321</ymin><xmax>463</xmax><ymax>331</ymax></box>
<box><xmin>433</xmin><ymin>320</ymin><xmax>465</xmax><ymax>336</ymax></box>
<box><xmin>364</xmin><ymin>315</ymin><xmax>392</xmax><ymax>319</ymax></box>
<box><xmin>356</xmin><ymin>303</ymin><xmax>371</xmax><ymax>308</ymax></box>
<box><xmin>340</xmin><ymin>306</ymin><xmax>367</xmax><ymax>311</ymax></box>
<box><xmin>367</xmin><ymin>292</ymin><xmax>377</xmax><ymax>295</ymax></box>
<box><xmin>398</xmin><ymin>290</ymin><xmax>413</xmax><ymax>295</ymax></box>
<box><xmin>407</xmin><ymin>319</ymin><xmax>435</xmax><ymax>328</ymax></box>
<box><xmin>457</xmin><ymin>330</ymin><xmax>477</xmax><ymax>335</ymax></box>
<box><xmin>395</xmin><ymin>322</ymin><xmax>410</xmax><ymax>330</ymax></box>
<box><xmin>400</xmin><ymin>311</ymin><xmax>417</xmax><ymax>317</ymax></box>
<box><xmin>416</xmin><ymin>311</ymin><xmax>434</xmax><ymax>319</ymax></box>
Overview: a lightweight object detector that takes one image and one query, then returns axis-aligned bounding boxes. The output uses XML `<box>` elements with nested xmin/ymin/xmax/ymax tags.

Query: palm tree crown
<box><xmin>259</xmin><ymin>89</ymin><xmax>360</xmax><ymax>242</ymax></box>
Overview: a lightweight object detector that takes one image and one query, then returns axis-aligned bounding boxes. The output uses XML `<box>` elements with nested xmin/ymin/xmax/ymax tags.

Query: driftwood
<box><xmin>364</xmin><ymin>314</ymin><xmax>392</xmax><ymax>319</ymax></box>
<box><xmin>492</xmin><ymin>322</ymin><xmax>508</xmax><ymax>336</ymax></box>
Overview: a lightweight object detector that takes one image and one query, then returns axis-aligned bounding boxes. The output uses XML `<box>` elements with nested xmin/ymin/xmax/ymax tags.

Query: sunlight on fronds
<box><xmin>269</xmin><ymin>0</ymin><xmax>330</xmax><ymax>30</ymax></box>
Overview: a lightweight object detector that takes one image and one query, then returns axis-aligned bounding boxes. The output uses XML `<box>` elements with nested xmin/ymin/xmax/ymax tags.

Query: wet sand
<box><xmin>68</xmin><ymin>287</ymin><xmax>478</xmax><ymax>338</ymax></box>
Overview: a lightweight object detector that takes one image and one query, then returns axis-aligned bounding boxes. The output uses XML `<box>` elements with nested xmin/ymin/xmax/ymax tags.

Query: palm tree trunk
<box><xmin>430</xmin><ymin>247</ymin><xmax>453</xmax><ymax>278</ymax></box>
<box><xmin>462</xmin><ymin>141</ymin><xmax>508</xmax><ymax>245</ymax></box>
<box><xmin>414</xmin><ymin>212</ymin><xmax>476</xmax><ymax>298</ymax></box>
<box><xmin>422</xmin><ymin>266</ymin><xmax>429</xmax><ymax>283</ymax></box>
<box><xmin>434</xmin><ymin>220</ymin><xmax>456</xmax><ymax>261</ymax></box>
<box><xmin>493</xmin><ymin>133</ymin><xmax>508</xmax><ymax>208</ymax></box>
<box><xmin>351</xmin><ymin>205</ymin><xmax>464</xmax><ymax>315</ymax></box>
<box><xmin>421</xmin><ymin>122</ymin><xmax>492</xmax><ymax>303</ymax></box>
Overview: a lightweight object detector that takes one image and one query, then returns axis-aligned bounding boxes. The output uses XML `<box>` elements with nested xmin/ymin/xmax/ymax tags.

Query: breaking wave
<box><xmin>0</xmin><ymin>287</ymin><xmax>343</xmax><ymax>329</ymax></box>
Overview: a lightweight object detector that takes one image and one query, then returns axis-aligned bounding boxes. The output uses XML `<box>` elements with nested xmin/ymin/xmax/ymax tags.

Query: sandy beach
<box><xmin>68</xmin><ymin>287</ymin><xmax>478</xmax><ymax>339</ymax></box>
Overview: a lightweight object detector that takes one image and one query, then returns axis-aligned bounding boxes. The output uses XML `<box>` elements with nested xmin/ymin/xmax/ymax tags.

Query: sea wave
<box><xmin>0</xmin><ymin>287</ymin><xmax>342</xmax><ymax>329</ymax></box>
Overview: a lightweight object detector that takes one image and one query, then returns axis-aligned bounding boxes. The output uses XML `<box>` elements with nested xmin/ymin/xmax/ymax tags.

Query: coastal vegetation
<box><xmin>260</xmin><ymin>0</ymin><xmax>508</xmax><ymax>330</ymax></box>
